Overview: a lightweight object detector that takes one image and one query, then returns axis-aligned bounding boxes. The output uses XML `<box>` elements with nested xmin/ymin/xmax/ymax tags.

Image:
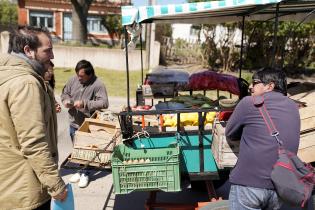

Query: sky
<box><xmin>132</xmin><ymin>0</ymin><xmax>186</xmax><ymax>6</ymax></box>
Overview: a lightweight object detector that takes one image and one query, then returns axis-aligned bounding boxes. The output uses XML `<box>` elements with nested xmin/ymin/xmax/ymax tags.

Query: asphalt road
<box><xmin>56</xmin><ymin>96</ymin><xmax>314</xmax><ymax>210</ymax></box>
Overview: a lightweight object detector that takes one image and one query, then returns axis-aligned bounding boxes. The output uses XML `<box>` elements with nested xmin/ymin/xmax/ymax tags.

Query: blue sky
<box><xmin>132</xmin><ymin>0</ymin><xmax>186</xmax><ymax>6</ymax></box>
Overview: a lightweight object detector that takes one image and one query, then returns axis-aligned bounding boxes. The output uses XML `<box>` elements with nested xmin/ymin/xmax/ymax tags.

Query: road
<box><xmin>56</xmin><ymin>96</ymin><xmax>314</xmax><ymax>210</ymax></box>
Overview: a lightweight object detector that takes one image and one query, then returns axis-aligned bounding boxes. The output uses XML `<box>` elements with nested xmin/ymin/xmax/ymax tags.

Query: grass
<box><xmin>54</xmin><ymin>67</ymin><xmax>147</xmax><ymax>98</ymax></box>
<box><xmin>54</xmin><ymin>67</ymin><xmax>253</xmax><ymax>98</ymax></box>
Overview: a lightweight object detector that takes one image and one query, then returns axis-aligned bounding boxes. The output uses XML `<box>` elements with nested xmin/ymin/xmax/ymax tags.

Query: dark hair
<box><xmin>49</xmin><ymin>74</ymin><xmax>56</xmax><ymax>89</ymax></box>
<box><xmin>75</xmin><ymin>59</ymin><xmax>95</xmax><ymax>76</ymax></box>
<box><xmin>252</xmin><ymin>67</ymin><xmax>287</xmax><ymax>95</ymax></box>
<box><xmin>8</xmin><ymin>25</ymin><xmax>51</xmax><ymax>54</ymax></box>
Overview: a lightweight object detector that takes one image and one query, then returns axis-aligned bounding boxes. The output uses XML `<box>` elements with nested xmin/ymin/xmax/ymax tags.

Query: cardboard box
<box><xmin>74</xmin><ymin>118</ymin><xmax>117</xmax><ymax>150</ymax></box>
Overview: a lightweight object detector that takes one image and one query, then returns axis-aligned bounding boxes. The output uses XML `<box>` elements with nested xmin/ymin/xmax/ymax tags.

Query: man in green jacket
<box><xmin>0</xmin><ymin>26</ymin><xmax>67</xmax><ymax>210</ymax></box>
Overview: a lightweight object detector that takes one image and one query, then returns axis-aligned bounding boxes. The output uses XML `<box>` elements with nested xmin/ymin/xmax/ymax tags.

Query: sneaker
<box><xmin>69</xmin><ymin>172</ymin><xmax>81</xmax><ymax>183</ymax></box>
<box><xmin>78</xmin><ymin>173</ymin><xmax>89</xmax><ymax>188</ymax></box>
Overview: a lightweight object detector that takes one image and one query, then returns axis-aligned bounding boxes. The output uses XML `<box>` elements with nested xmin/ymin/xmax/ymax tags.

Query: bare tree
<box><xmin>71</xmin><ymin>0</ymin><xmax>93</xmax><ymax>44</ymax></box>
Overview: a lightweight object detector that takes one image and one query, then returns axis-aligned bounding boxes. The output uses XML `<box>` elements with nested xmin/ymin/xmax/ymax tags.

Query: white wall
<box><xmin>53</xmin><ymin>45</ymin><xmax>148</xmax><ymax>71</ymax></box>
<box><xmin>0</xmin><ymin>31</ymin><xmax>9</xmax><ymax>53</ymax></box>
<box><xmin>172</xmin><ymin>23</ymin><xmax>242</xmax><ymax>45</ymax></box>
<box><xmin>0</xmin><ymin>31</ymin><xmax>160</xmax><ymax>71</ymax></box>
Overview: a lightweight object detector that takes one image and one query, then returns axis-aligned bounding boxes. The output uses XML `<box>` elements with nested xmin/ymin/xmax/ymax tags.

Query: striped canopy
<box><xmin>122</xmin><ymin>0</ymin><xmax>315</xmax><ymax>25</ymax></box>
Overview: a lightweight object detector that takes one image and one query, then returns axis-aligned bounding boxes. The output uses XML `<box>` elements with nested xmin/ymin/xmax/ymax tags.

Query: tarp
<box><xmin>122</xmin><ymin>0</ymin><xmax>315</xmax><ymax>25</ymax></box>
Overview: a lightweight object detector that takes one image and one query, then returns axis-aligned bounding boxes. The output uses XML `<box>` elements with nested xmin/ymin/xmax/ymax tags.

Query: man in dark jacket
<box><xmin>61</xmin><ymin>59</ymin><xmax>109</xmax><ymax>188</ymax></box>
<box><xmin>225</xmin><ymin>68</ymin><xmax>300</xmax><ymax>210</ymax></box>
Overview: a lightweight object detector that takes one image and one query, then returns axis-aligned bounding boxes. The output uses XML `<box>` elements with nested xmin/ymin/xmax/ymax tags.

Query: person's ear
<box><xmin>268</xmin><ymin>82</ymin><xmax>275</xmax><ymax>91</ymax></box>
<box><xmin>24</xmin><ymin>45</ymin><xmax>35</xmax><ymax>59</ymax></box>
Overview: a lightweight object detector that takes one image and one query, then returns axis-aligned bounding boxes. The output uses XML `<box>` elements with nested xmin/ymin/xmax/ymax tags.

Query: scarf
<box><xmin>11</xmin><ymin>52</ymin><xmax>46</xmax><ymax>77</ymax></box>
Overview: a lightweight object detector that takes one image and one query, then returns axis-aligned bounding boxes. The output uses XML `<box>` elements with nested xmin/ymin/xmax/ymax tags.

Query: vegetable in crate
<box><xmin>171</xmin><ymin>94</ymin><xmax>213</xmax><ymax>108</ymax></box>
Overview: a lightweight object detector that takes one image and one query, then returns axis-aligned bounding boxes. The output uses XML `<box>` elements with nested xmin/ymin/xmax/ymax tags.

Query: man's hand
<box><xmin>55</xmin><ymin>103</ymin><xmax>62</xmax><ymax>113</ymax></box>
<box><xmin>53</xmin><ymin>188</ymin><xmax>68</xmax><ymax>202</ymax></box>
<box><xmin>74</xmin><ymin>100</ymin><xmax>84</xmax><ymax>109</ymax></box>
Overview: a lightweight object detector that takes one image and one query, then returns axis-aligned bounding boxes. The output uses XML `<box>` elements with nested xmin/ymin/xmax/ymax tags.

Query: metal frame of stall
<box><xmin>118</xmin><ymin>1</ymin><xmax>315</xmax><ymax>209</ymax></box>
<box><xmin>121</xmin><ymin>0</ymin><xmax>315</xmax><ymax>172</ymax></box>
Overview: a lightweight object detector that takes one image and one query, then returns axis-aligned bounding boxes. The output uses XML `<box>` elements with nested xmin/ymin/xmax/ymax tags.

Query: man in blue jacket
<box><xmin>226</xmin><ymin>68</ymin><xmax>300</xmax><ymax>210</ymax></box>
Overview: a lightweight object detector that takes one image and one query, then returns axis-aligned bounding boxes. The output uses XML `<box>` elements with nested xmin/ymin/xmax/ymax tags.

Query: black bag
<box><xmin>256</xmin><ymin>98</ymin><xmax>315</xmax><ymax>207</ymax></box>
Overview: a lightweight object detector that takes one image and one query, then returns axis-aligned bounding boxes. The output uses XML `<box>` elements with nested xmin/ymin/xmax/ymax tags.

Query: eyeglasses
<box><xmin>252</xmin><ymin>79</ymin><xmax>263</xmax><ymax>86</ymax></box>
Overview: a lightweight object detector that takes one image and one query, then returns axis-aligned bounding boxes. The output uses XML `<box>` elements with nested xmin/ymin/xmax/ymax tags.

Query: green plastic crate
<box><xmin>111</xmin><ymin>144</ymin><xmax>181</xmax><ymax>194</ymax></box>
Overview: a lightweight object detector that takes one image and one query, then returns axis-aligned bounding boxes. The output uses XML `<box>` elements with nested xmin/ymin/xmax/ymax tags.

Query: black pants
<box><xmin>33</xmin><ymin>199</ymin><xmax>51</xmax><ymax>210</ymax></box>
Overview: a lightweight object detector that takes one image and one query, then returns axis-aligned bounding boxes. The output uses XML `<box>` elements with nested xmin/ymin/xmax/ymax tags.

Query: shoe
<box><xmin>69</xmin><ymin>172</ymin><xmax>81</xmax><ymax>183</ymax></box>
<box><xmin>78</xmin><ymin>173</ymin><xmax>89</xmax><ymax>188</ymax></box>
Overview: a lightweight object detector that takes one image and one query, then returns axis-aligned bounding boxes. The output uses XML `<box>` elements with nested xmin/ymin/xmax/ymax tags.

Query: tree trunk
<box><xmin>71</xmin><ymin>0</ymin><xmax>93</xmax><ymax>44</ymax></box>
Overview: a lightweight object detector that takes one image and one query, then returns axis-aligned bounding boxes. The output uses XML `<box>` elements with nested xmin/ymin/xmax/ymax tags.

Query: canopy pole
<box><xmin>271</xmin><ymin>3</ymin><xmax>280</xmax><ymax>68</ymax></box>
<box><xmin>239</xmin><ymin>16</ymin><xmax>245</xmax><ymax>79</ymax></box>
<box><xmin>140</xmin><ymin>24</ymin><xmax>144</xmax><ymax>85</ymax></box>
<box><xmin>124</xmin><ymin>26</ymin><xmax>131</xmax><ymax>111</ymax></box>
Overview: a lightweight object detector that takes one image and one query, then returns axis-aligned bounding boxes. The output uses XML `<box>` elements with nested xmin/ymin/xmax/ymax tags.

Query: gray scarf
<box><xmin>11</xmin><ymin>52</ymin><xmax>46</xmax><ymax>77</ymax></box>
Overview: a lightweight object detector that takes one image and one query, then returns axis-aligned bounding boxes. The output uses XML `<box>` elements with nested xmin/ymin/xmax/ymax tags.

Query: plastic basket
<box><xmin>111</xmin><ymin>144</ymin><xmax>181</xmax><ymax>194</ymax></box>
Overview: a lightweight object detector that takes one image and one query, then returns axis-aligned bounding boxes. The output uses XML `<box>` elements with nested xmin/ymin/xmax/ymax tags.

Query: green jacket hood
<box><xmin>0</xmin><ymin>53</ymin><xmax>40</xmax><ymax>86</ymax></box>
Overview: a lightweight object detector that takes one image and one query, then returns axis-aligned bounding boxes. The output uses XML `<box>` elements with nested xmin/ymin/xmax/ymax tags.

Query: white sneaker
<box><xmin>69</xmin><ymin>172</ymin><xmax>81</xmax><ymax>183</ymax></box>
<box><xmin>78</xmin><ymin>173</ymin><xmax>89</xmax><ymax>188</ymax></box>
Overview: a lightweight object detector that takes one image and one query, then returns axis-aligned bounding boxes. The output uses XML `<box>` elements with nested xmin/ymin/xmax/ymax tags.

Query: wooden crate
<box><xmin>299</xmin><ymin>105</ymin><xmax>315</xmax><ymax>132</ymax></box>
<box><xmin>70</xmin><ymin>118</ymin><xmax>121</xmax><ymax>167</ymax></box>
<box><xmin>298</xmin><ymin>131</ymin><xmax>315</xmax><ymax>163</ymax></box>
<box><xmin>70</xmin><ymin>148</ymin><xmax>112</xmax><ymax>167</ymax></box>
<box><xmin>211</xmin><ymin>121</ymin><xmax>239</xmax><ymax>169</ymax></box>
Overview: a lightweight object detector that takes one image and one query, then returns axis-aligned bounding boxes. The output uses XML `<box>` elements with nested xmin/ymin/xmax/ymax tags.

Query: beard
<box><xmin>34</xmin><ymin>52</ymin><xmax>50</xmax><ymax>67</ymax></box>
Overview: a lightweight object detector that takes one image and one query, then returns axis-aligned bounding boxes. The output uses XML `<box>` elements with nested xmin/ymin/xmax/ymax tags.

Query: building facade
<box><xmin>17</xmin><ymin>0</ymin><xmax>130</xmax><ymax>42</ymax></box>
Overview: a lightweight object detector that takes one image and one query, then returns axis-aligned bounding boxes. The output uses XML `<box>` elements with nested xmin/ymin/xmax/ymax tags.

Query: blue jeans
<box><xmin>69</xmin><ymin>125</ymin><xmax>89</xmax><ymax>174</ymax></box>
<box><xmin>229</xmin><ymin>185</ymin><xmax>282</xmax><ymax>210</ymax></box>
<box><xmin>69</xmin><ymin>125</ymin><xmax>78</xmax><ymax>143</ymax></box>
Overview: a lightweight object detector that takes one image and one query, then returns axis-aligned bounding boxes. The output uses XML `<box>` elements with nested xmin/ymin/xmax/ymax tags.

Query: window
<box><xmin>87</xmin><ymin>16</ymin><xmax>106</xmax><ymax>33</ymax></box>
<box><xmin>29</xmin><ymin>11</ymin><xmax>54</xmax><ymax>30</ymax></box>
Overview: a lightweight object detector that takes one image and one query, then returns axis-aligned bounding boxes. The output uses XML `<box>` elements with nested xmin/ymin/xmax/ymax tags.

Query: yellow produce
<box><xmin>206</xmin><ymin>112</ymin><xmax>216</xmax><ymax>124</ymax></box>
<box><xmin>163</xmin><ymin>111</ymin><xmax>217</xmax><ymax>127</ymax></box>
<box><xmin>164</xmin><ymin>118</ymin><xmax>174</xmax><ymax>127</ymax></box>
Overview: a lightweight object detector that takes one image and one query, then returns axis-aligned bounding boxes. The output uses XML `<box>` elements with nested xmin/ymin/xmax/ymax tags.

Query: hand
<box><xmin>74</xmin><ymin>100</ymin><xmax>84</xmax><ymax>109</ymax></box>
<box><xmin>55</xmin><ymin>103</ymin><xmax>62</xmax><ymax>113</ymax></box>
<box><xmin>53</xmin><ymin>188</ymin><xmax>67</xmax><ymax>202</ymax></box>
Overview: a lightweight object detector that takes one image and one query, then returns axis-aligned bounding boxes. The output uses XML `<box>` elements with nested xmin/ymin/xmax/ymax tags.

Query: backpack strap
<box><xmin>252</xmin><ymin>96</ymin><xmax>283</xmax><ymax>146</ymax></box>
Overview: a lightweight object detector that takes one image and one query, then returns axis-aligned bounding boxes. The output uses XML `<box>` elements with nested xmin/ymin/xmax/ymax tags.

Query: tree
<box><xmin>155</xmin><ymin>23</ymin><xmax>172</xmax><ymax>43</ymax></box>
<box><xmin>71</xmin><ymin>0</ymin><xmax>93</xmax><ymax>44</ymax></box>
<box><xmin>244</xmin><ymin>21</ymin><xmax>315</xmax><ymax>71</ymax></box>
<box><xmin>0</xmin><ymin>0</ymin><xmax>17</xmax><ymax>26</ymax></box>
<box><xmin>102</xmin><ymin>15</ymin><xmax>123</xmax><ymax>47</ymax></box>
<box><xmin>155</xmin><ymin>23</ymin><xmax>172</xmax><ymax>65</ymax></box>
